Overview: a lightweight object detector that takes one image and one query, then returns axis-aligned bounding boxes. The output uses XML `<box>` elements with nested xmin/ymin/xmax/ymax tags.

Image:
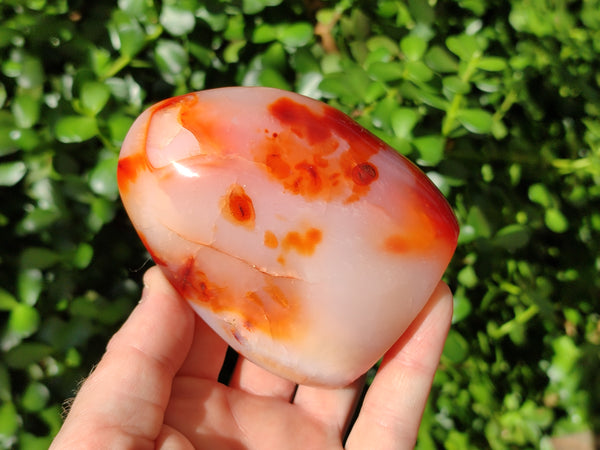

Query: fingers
<box><xmin>175</xmin><ymin>314</ymin><xmax>229</xmax><ymax>380</ymax></box>
<box><xmin>51</xmin><ymin>266</ymin><xmax>195</xmax><ymax>448</ymax></box>
<box><xmin>155</xmin><ymin>424</ymin><xmax>195</xmax><ymax>450</ymax></box>
<box><xmin>345</xmin><ymin>282</ymin><xmax>453</xmax><ymax>450</ymax></box>
<box><xmin>293</xmin><ymin>376</ymin><xmax>365</xmax><ymax>438</ymax></box>
<box><xmin>229</xmin><ymin>357</ymin><xmax>298</xmax><ymax>400</ymax></box>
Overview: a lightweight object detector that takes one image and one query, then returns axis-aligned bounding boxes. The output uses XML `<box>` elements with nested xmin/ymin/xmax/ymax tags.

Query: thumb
<box><xmin>51</xmin><ymin>266</ymin><xmax>195</xmax><ymax>448</ymax></box>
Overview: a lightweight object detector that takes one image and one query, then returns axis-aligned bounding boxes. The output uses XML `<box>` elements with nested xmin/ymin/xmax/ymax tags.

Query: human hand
<box><xmin>51</xmin><ymin>266</ymin><xmax>453</xmax><ymax>449</ymax></box>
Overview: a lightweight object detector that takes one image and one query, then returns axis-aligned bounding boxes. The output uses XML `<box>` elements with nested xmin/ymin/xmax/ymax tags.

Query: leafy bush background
<box><xmin>1</xmin><ymin>0</ymin><xmax>599</xmax><ymax>448</ymax></box>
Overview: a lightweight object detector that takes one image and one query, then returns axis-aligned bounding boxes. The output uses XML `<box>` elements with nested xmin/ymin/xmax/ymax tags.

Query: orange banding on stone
<box><xmin>281</xmin><ymin>228</ymin><xmax>323</xmax><ymax>256</ymax></box>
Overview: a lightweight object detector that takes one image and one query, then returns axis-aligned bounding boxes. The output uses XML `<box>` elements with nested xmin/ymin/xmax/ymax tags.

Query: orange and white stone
<box><xmin>118</xmin><ymin>87</ymin><xmax>459</xmax><ymax>387</ymax></box>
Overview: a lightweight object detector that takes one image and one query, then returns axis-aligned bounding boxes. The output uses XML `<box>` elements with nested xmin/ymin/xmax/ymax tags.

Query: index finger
<box><xmin>345</xmin><ymin>282</ymin><xmax>453</xmax><ymax>450</ymax></box>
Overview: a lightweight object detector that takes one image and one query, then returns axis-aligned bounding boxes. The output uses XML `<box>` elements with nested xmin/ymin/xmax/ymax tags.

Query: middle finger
<box><xmin>229</xmin><ymin>357</ymin><xmax>298</xmax><ymax>401</ymax></box>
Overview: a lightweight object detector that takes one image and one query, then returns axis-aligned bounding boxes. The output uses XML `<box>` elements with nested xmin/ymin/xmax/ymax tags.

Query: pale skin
<box><xmin>51</xmin><ymin>266</ymin><xmax>453</xmax><ymax>450</ymax></box>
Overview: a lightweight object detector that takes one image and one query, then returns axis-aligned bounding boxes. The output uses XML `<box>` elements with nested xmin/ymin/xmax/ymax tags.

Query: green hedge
<box><xmin>1</xmin><ymin>0</ymin><xmax>599</xmax><ymax>448</ymax></box>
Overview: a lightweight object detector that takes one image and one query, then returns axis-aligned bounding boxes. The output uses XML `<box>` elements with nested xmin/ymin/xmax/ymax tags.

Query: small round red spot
<box><xmin>352</xmin><ymin>162</ymin><xmax>378</xmax><ymax>186</ymax></box>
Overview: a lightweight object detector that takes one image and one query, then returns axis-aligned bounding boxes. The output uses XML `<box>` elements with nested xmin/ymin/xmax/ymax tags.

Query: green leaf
<box><xmin>413</xmin><ymin>135</ymin><xmax>445</xmax><ymax>165</ymax></box>
<box><xmin>12</xmin><ymin>93</ymin><xmax>41</xmax><ymax>128</ymax></box>
<box><xmin>17</xmin><ymin>54</ymin><xmax>45</xmax><ymax>89</ymax></box>
<box><xmin>367</xmin><ymin>61</ymin><xmax>404</xmax><ymax>82</ymax></box>
<box><xmin>0</xmin><ymin>125</ymin><xmax>18</xmax><ymax>156</ymax></box>
<box><xmin>88</xmin><ymin>155</ymin><xmax>119</xmax><ymax>200</ymax></box>
<box><xmin>278</xmin><ymin>22</ymin><xmax>313</xmax><ymax>48</ymax></box>
<box><xmin>118</xmin><ymin>0</ymin><xmax>154</xmax><ymax>18</ymax></box>
<box><xmin>443</xmin><ymin>330</ymin><xmax>469</xmax><ymax>363</ymax></box>
<box><xmin>21</xmin><ymin>382</ymin><xmax>50</xmax><ymax>412</ymax></box>
<box><xmin>107</xmin><ymin>114</ymin><xmax>135</xmax><ymax>145</ymax></box>
<box><xmin>446</xmin><ymin>34</ymin><xmax>485</xmax><ymax>61</ymax></box>
<box><xmin>8</xmin><ymin>303</ymin><xmax>40</xmax><ymax>338</ymax></box>
<box><xmin>189</xmin><ymin>42</ymin><xmax>214</xmax><ymax>67</ymax></box>
<box><xmin>425</xmin><ymin>45</ymin><xmax>458</xmax><ymax>72</ymax></box>
<box><xmin>0</xmin><ymin>288</ymin><xmax>18</xmax><ymax>311</ymax></box>
<box><xmin>39</xmin><ymin>405</ymin><xmax>63</xmax><ymax>438</ymax></box>
<box><xmin>3</xmin><ymin>342</ymin><xmax>53</xmax><ymax>369</ymax></box>
<box><xmin>15</xmin><ymin>433</ymin><xmax>53</xmax><ymax>450</ymax></box>
<box><xmin>90</xmin><ymin>47</ymin><xmax>112</xmax><ymax>77</ymax></box>
<box><xmin>0</xmin><ymin>401</ymin><xmax>19</xmax><ymax>444</ymax></box>
<box><xmin>477</xmin><ymin>56</ymin><xmax>507</xmax><ymax>71</ymax></box>
<box><xmin>367</xmin><ymin>35</ymin><xmax>400</xmax><ymax>56</ymax></box>
<box><xmin>54</xmin><ymin>116</ymin><xmax>98</xmax><ymax>143</ymax></box>
<box><xmin>17</xmin><ymin>269</ymin><xmax>43</xmax><ymax>306</ymax></box>
<box><xmin>319</xmin><ymin>66</ymin><xmax>370</xmax><ymax>105</ymax></box>
<box><xmin>457</xmin><ymin>108</ymin><xmax>493</xmax><ymax>134</ymax></box>
<box><xmin>16</xmin><ymin>208</ymin><xmax>61</xmax><ymax>235</ymax></box>
<box><xmin>363</xmin><ymin>80</ymin><xmax>386</xmax><ymax>103</ymax></box>
<box><xmin>400</xmin><ymin>35</ymin><xmax>428</xmax><ymax>61</ymax></box>
<box><xmin>160</xmin><ymin>4</ymin><xmax>196</xmax><ymax>36</ymax></box>
<box><xmin>458</xmin><ymin>224</ymin><xmax>476</xmax><ymax>244</ymax></box>
<box><xmin>105</xmin><ymin>76</ymin><xmax>144</xmax><ymax>109</ymax></box>
<box><xmin>452</xmin><ymin>289</ymin><xmax>472</xmax><ymax>323</ymax></box>
<box><xmin>257</xmin><ymin>67</ymin><xmax>291</xmax><ymax>90</ymax></box>
<box><xmin>491</xmin><ymin>118</ymin><xmax>508</xmax><ymax>139</ymax></box>
<box><xmin>154</xmin><ymin>39</ymin><xmax>188</xmax><ymax>85</ymax></box>
<box><xmin>260</xmin><ymin>42</ymin><xmax>287</xmax><ymax>70</ymax></box>
<box><xmin>10</xmin><ymin>127</ymin><xmax>40</xmax><ymax>151</ymax></box>
<box><xmin>545</xmin><ymin>208</ymin><xmax>569</xmax><ymax>233</ymax></box>
<box><xmin>80</xmin><ymin>81</ymin><xmax>111</xmax><ymax>116</ymax></box>
<box><xmin>364</xmin><ymin>47</ymin><xmax>393</xmax><ymax>66</ymax></box>
<box><xmin>458</xmin><ymin>0</ymin><xmax>487</xmax><ymax>15</ymax></box>
<box><xmin>0</xmin><ymin>161</ymin><xmax>26</xmax><ymax>186</ymax></box>
<box><xmin>65</xmin><ymin>347</ymin><xmax>82</xmax><ymax>367</ymax></box>
<box><xmin>401</xmin><ymin>83</ymin><xmax>449</xmax><ymax>110</ymax></box>
<box><xmin>404</xmin><ymin>60</ymin><xmax>433</xmax><ymax>82</ymax></box>
<box><xmin>509</xmin><ymin>3</ymin><xmax>555</xmax><ymax>36</ymax></box>
<box><xmin>72</xmin><ymin>243</ymin><xmax>94</xmax><ymax>269</ymax></box>
<box><xmin>89</xmin><ymin>197</ymin><xmax>116</xmax><ymax>229</ymax></box>
<box><xmin>224</xmin><ymin>14</ymin><xmax>245</xmax><ymax>41</ymax></box>
<box><xmin>20</xmin><ymin>247</ymin><xmax>62</xmax><ymax>269</ymax></box>
<box><xmin>89</xmin><ymin>197</ymin><xmax>117</xmax><ymax>231</ymax></box>
<box><xmin>528</xmin><ymin>183</ymin><xmax>552</xmax><ymax>207</ymax></box>
<box><xmin>196</xmin><ymin>5</ymin><xmax>227</xmax><ymax>31</ymax></box>
<box><xmin>390</xmin><ymin>107</ymin><xmax>419</xmax><ymax>139</ymax></box>
<box><xmin>443</xmin><ymin>75</ymin><xmax>471</xmax><ymax>95</ymax></box>
<box><xmin>108</xmin><ymin>10</ymin><xmax>146</xmax><ymax>58</ymax></box>
<box><xmin>409</xmin><ymin>0</ymin><xmax>435</xmax><ymax>24</ymax></box>
<box><xmin>242</xmin><ymin>0</ymin><xmax>283</xmax><ymax>14</ymax></box>
<box><xmin>458</xmin><ymin>265</ymin><xmax>478</xmax><ymax>288</ymax></box>
<box><xmin>296</xmin><ymin>71</ymin><xmax>324</xmax><ymax>98</ymax></box>
<box><xmin>252</xmin><ymin>23</ymin><xmax>279</xmax><ymax>43</ymax></box>
<box><xmin>223</xmin><ymin>40</ymin><xmax>247</xmax><ymax>64</ymax></box>
<box><xmin>466</xmin><ymin>205</ymin><xmax>492</xmax><ymax>238</ymax></box>
<box><xmin>493</xmin><ymin>224</ymin><xmax>531</xmax><ymax>250</ymax></box>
